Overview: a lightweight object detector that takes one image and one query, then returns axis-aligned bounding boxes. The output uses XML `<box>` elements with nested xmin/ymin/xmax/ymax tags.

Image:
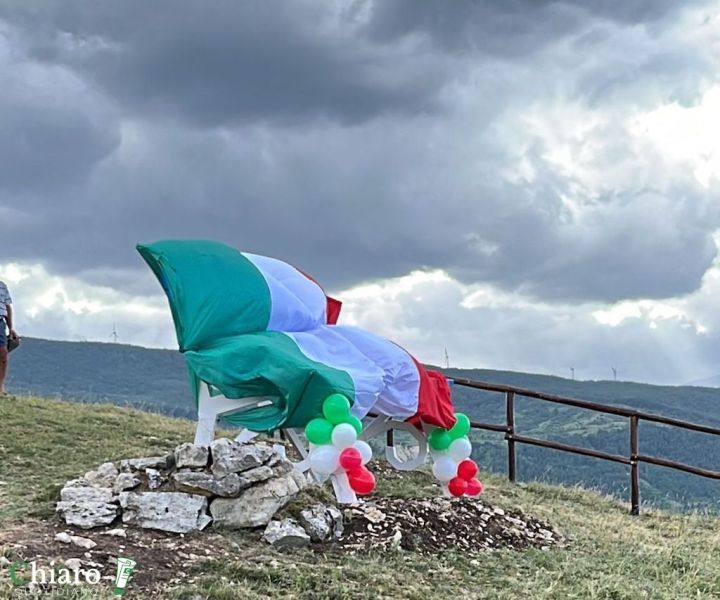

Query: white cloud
<box><xmin>0</xmin><ymin>262</ymin><xmax>174</xmax><ymax>347</ymax></box>
<box><xmin>340</xmin><ymin>262</ymin><xmax>720</xmax><ymax>384</ymax></box>
<box><xmin>631</xmin><ymin>86</ymin><xmax>720</xmax><ymax>187</ymax></box>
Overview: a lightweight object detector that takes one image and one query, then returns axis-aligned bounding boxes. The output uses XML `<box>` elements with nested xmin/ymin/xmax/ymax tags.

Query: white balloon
<box><xmin>448</xmin><ymin>437</ymin><xmax>472</xmax><ymax>461</ymax></box>
<box><xmin>332</xmin><ymin>423</ymin><xmax>358</xmax><ymax>449</ymax></box>
<box><xmin>430</xmin><ymin>447</ymin><xmax>448</xmax><ymax>461</ymax></box>
<box><xmin>432</xmin><ymin>456</ymin><xmax>457</xmax><ymax>482</ymax></box>
<box><xmin>309</xmin><ymin>445</ymin><xmax>340</xmax><ymax>476</ymax></box>
<box><xmin>353</xmin><ymin>440</ymin><xmax>373</xmax><ymax>465</ymax></box>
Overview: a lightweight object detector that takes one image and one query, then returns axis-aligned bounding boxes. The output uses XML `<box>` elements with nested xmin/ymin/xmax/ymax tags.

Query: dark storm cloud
<box><xmin>362</xmin><ymin>0</ymin><xmax>686</xmax><ymax>54</ymax></box>
<box><xmin>0</xmin><ymin>31</ymin><xmax>120</xmax><ymax>194</ymax></box>
<box><xmin>0</xmin><ymin>0</ymin><xmax>717</xmax><ymax>303</ymax></box>
<box><xmin>0</xmin><ymin>0</ymin><xmax>451</xmax><ymax>127</ymax></box>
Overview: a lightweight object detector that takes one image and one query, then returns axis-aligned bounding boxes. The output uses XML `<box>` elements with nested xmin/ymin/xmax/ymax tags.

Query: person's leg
<box><xmin>0</xmin><ymin>320</ymin><xmax>7</xmax><ymax>394</ymax></box>
<box><xmin>0</xmin><ymin>346</ymin><xmax>7</xmax><ymax>394</ymax></box>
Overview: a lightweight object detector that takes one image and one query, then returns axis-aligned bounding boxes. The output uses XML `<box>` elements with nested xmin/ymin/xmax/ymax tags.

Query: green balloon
<box><xmin>345</xmin><ymin>415</ymin><xmax>363</xmax><ymax>434</ymax></box>
<box><xmin>449</xmin><ymin>413</ymin><xmax>471</xmax><ymax>439</ymax></box>
<box><xmin>428</xmin><ymin>428</ymin><xmax>452</xmax><ymax>451</ymax></box>
<box><xmin>305</xmin><ymin>418</ymin><xmax>333</xmax><ymax>445</ymax></box>
<box><xmin>322</xmin><ymin>393</ymin><xmax>351</xmax><ymax>425</ymax></box>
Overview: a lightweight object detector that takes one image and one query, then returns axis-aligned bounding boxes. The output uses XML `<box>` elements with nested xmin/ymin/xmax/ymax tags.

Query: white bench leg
<box><xmin>331</xmin><ymin>470</ymin><xmax>358</xmax><ymax>504</ymax></box>
<box><xmin>194</xmin><ymin>416</ymin><xmax>218</xmax><ymax>446</ymax></box>
<box><xmin>193</xmin><ymin>382</ymin><xmax>272</xmax><ymax>446</ymax></box>
<box><xmin>235</xmin><ymin>429</ymin><xmax>260</xmax><ymax>443</ymax></box>
<box><xmin>282</xmin><ymin>428</ymin><xmax>311</xmax><ymax>471</ymax></box>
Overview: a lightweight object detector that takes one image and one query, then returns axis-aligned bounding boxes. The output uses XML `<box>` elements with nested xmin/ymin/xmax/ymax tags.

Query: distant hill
<box><xmin>7</xmin><ymin>337</ymin><xmax>194</xmax><ymax>418</ymax></box>
<box><xmin>686</xmin><ymin>374</ymin><xmax>720</xmax><ymax>388</ymax></box>
<box><xmin>7</xmin><ymin>338</ymin><xmax>720</xmax><ymax>511</ymax></box>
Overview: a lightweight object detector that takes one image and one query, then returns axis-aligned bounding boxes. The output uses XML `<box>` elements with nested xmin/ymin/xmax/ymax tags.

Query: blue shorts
<box><xmin>0</xmin><ymin>319</ymin><xmax>6</xmax><ymax>346</ymax></box>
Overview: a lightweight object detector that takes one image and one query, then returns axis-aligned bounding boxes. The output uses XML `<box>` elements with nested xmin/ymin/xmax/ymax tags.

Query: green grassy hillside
<box><xmin>1</xmin><ymin>395</ymin><xmax>720</xmax><ymax>599</ymax></box>
<box><xmin>7</xmin><ymin>339</ymin><xmax>720</xmax><ymax>510</ymax></box>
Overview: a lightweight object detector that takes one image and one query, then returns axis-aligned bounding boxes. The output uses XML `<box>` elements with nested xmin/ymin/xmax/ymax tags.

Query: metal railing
<box><xmin>452</xmin><ymin>378</ymin><xmax>720</xmax><ymax>514</ymax></box>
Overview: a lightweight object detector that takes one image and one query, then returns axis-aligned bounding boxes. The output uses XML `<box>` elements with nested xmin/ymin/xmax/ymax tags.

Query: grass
<box><xmin>1</xmin><ymin>395</ymin><xmax>720</xmax><ymax>599</ymax></box>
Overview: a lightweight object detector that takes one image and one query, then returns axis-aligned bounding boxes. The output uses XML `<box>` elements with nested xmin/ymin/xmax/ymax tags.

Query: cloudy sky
<box><xmin>1</xmin><ymin>1</ymin><xmax>719</xmax><ymax>385</ymax></box>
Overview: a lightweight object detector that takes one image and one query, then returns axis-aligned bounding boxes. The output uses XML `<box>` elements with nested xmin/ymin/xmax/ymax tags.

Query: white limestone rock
<box><xmin>236</xmin><ymin>465</ymin><xmax>274</xmax><ymax>488</ymax></box>
<box><xmin>299</xmin><ymin>504</ymin><xmax>344</xmax><ymax>542</ymax></box>
<box><xmin>55</xmin><ymin>532</ymin><xmax>96</xmax><ymax>549</ymax></box>
<box><xmin>113</xmin><ymin>473</ymin><xmax>141</xmax><ymax>494</ymax></box>
<box><xmin>119</xmin><ymin>456</ymin><xmax>171</xmax><ymax>472</ymax></box>
<box><xmin>263</xmin><ymin>519</ymin><xmax>310</xmax><ymax>548</ymax></box>
<box><xmin>83</xmin><ymin>462</ymin><xmax>119</xmax><ymax>488</ymax></box>
<box><xmin>210</xmin><ymin>438</ymin><xmax>274</xmax><ymax>477</ymax></box>
<box><xmin>175</xmin><ymin>443</ymin><xmax>209</xmax><ymax>469</ymax></box>
<box><xmin>172</xmin><ymin>471</ymin><xmax>242</xmax><ymax>497</ymax></box>
<box><xmin>103</xmin><ymin>528</ymin><xmax>127</xmax><ymax>538</ymax></box>
<box><xmin>56</xmin><ymin>485</ymin><xmax>118</xmax><ymax>529</ymax></box>
<box><xmin>118</xmin><ymin>492</ymin><xmax>211</xmax><ymax>533</ymax></box>
<box><xmin>145</xmin><ymin>468</ymin><xmax>165</xmax><ymax>490</ymax></box>
<box><xmin>209</xmin><ymin>469</ymin><xmax>307</xmax><ymax>528</ymax></box>
<box><xmin>70</xmin><ymin>535</ymin><xmax>97</xmax><ymax>549</ymax></box>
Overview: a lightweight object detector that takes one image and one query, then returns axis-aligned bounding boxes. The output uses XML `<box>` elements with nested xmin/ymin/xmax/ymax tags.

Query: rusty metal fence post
<box><xmin>630</xmin><ymin>415</ymin><xmax>640</xmax><ymax>515</ymax></box>
<box><xmin>506</xmin><ymin>391</ymin><xmax>516</xmax><ymax>483</ymax></box>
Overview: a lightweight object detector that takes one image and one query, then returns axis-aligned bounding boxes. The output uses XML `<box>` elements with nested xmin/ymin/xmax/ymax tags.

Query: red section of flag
<box><xmin>295</xmin><ymin>267</ymin><xmax>342</xmax><ymax>324</ymax></box>
<box><xmin>408</xmin><ymin>359</ymin><xmax>457</xmax><ymax>430</ymax></box>
<box><xmin>326</xmin><ymin>296</ymin><xmax>342</xmax><ymax>325</ymax></box>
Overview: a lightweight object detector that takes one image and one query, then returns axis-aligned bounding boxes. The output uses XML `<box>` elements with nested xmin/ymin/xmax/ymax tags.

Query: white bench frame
<box><xmin>193</xmin><ymin>382</ymin><xmax>429</xmax><ymax>503</ymax></box>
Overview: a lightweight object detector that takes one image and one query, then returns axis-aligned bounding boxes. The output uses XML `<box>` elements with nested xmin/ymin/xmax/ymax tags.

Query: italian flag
<box><xmin>138</xmin><ymin>240</ymin><xmax>456</xmax><ymax>433</ymax></box>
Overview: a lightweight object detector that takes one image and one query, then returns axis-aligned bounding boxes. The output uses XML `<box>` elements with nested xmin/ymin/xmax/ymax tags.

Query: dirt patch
<box><xmin>0</xmin><ymin>519</ymin><xmax>232</xmax><ymax>597</ymax></box>
<box><xmin>338</xmin><ymin>496</ymin><xmax>566</xmax><ymax>554</ymax></box>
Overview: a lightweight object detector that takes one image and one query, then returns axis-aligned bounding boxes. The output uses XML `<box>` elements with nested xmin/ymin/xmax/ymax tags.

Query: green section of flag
<box><xmin>137</xmin><ymin>240</ymin><xmax>271</xmax><ymax>352</ymax></box>
<box><xmin>185</xmin><ymin>331</ymin><xmax>355</xmax><ymax>431</ymax></box>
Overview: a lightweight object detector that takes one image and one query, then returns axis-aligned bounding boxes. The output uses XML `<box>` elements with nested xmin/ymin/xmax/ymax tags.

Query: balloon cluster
<box><xmin>429</xmin><ymin>413</ymin><xmax>483</xmax><ymax>498</ymax></box>
<box><xmin>305</xmin><ymin>394</ymin><xmax>376</xmax><ymax>495</ymax></box>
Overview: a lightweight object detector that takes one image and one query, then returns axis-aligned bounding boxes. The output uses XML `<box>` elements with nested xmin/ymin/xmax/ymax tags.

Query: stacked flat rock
<box><xmin>56</xmin><ymin>439</ymin><xmax>308</xmax><ymax>533</ymax></box>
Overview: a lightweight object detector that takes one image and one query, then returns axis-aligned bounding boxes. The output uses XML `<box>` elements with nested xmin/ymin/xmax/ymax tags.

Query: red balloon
<box><xmin>457</xmin><ymin>459</ymin><xmax>478</xmax><ymax>481</ymax></box>
<box><xmin>448</xmin><ymin>476</ymin><xmax>468</xmax><ymax>497</ymax></box>
<box><xmin>348</xmin><ymin>466</ymin><xmax>376</xmax><ymax>495</ymax></box>
<box><xmin>466</xmin><ymin>478</ymin><xmax>484</xmax><ymax>496</ymax></box>
<box><xmin>339</xmin><ymin>447</ymin><xmax>363</xmax><ymax>471</ymax></box>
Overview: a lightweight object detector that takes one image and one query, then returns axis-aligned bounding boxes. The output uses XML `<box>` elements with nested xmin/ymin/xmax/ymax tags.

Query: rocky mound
<box><xmin>340</xmin><ymin>497</ymin><xmax>565</xmax><ymax>554</ymax></box>
<box><xmin>56</xmin><ymin>439</ymin><xmax>308</xmax><ymax>533</ymax></box>
<box><xmin>54</xmin><ymin>439</ymin><xmax>564</xmax><ymax>558</ymax></box>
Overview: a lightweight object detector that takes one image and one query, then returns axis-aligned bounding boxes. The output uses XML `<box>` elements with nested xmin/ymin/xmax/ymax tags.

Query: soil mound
<box><xmin>340</xmin><ymin>496</ymin><xmax>565</xmax><ymax>554</ymax></box>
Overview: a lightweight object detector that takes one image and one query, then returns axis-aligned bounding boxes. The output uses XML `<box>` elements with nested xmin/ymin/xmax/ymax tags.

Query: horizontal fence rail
<box><xmin>451</xmin><ymin>377</ymin><xmax>720</xmax><ymax>515</ymax></box>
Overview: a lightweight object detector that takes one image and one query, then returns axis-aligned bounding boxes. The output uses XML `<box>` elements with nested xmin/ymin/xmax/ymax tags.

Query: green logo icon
<box><xmin>113</xmin><ymin>557</ymin><xmax>137</xmax><ymax>596</ymax></box>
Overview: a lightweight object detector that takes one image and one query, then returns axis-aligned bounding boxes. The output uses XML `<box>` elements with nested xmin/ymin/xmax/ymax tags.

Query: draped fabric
<box><xmin>138</xmin><ymin>240</ymin><xmax>456</xmax><ymax>432</ymax></box>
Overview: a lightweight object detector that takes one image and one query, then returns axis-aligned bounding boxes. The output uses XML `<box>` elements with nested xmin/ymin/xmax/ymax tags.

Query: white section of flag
<box><xmin>283</xmin><ymin>326</ymin><xmax>420</xmax><ymax>419</ymax></box>
<box><xmin>243</xmin><ymin>252</ymin><xmax>327</xmax><ymax>332</ymax></box>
